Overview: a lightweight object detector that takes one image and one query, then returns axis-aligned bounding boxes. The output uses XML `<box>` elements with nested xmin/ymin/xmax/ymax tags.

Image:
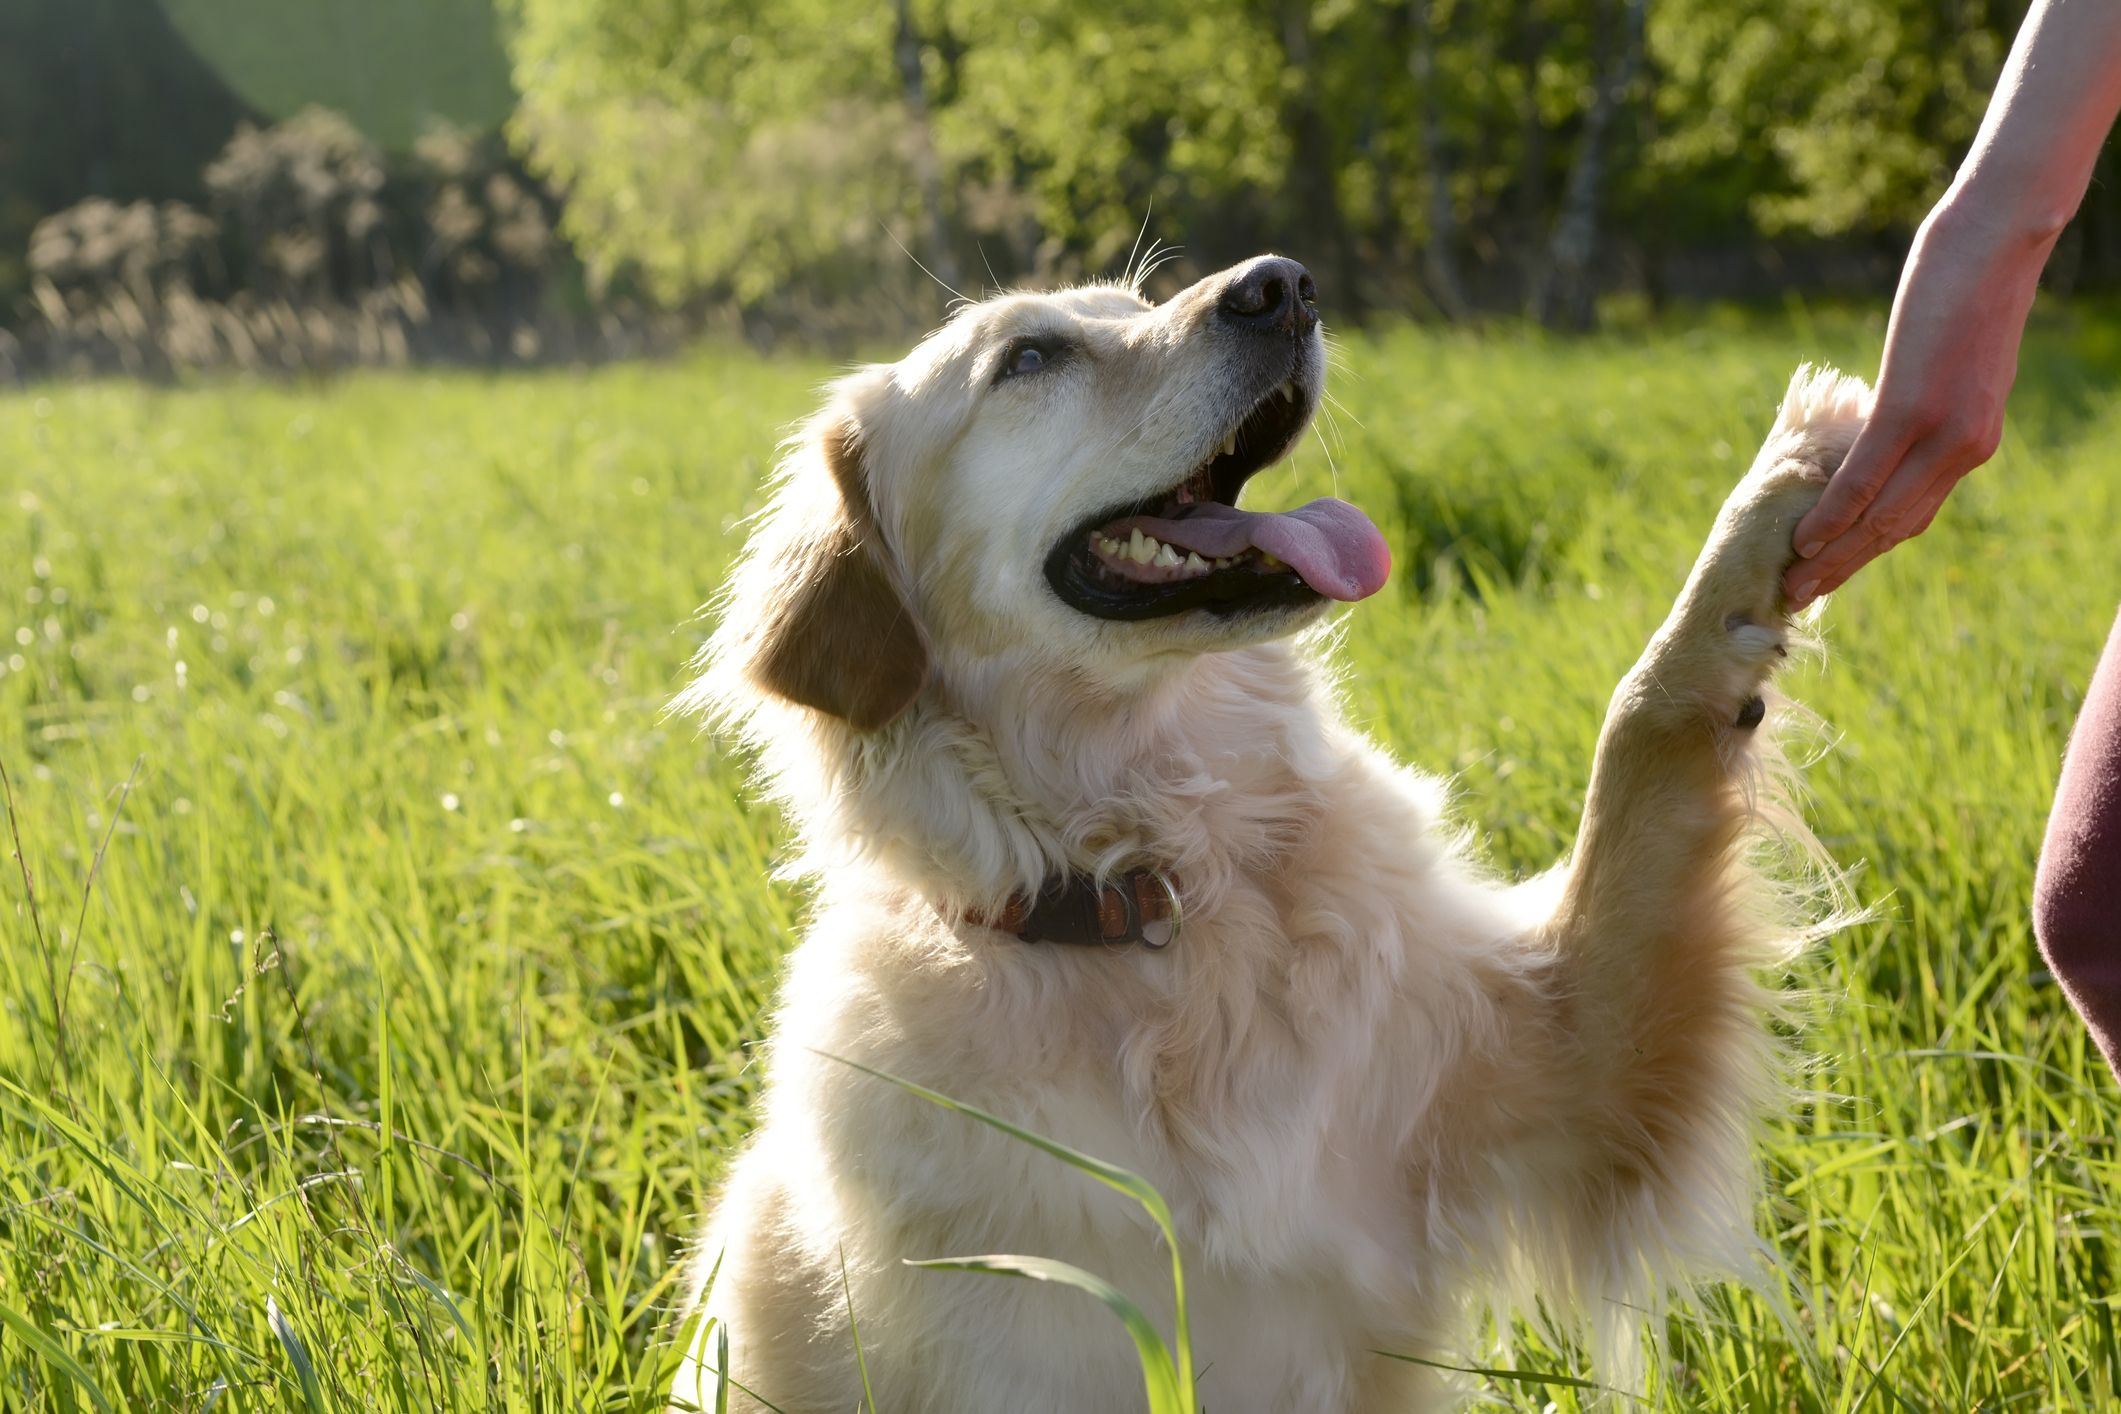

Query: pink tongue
<box><xmin>1123</xmin><ymin>498</ymin><xmax>1392</xmax><ymax>602</ymax></box>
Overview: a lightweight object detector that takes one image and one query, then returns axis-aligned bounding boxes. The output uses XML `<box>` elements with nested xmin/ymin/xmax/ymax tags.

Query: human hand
<box><xmin>1783</xmin><ymin>207</ymin><xmax>2047</xmax><ymax>609</ymax></box>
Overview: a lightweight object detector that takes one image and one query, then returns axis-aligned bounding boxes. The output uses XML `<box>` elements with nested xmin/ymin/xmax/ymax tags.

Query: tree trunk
<box><xmin>1409</xmin><ymin>0</ymin><xmax>1468</xmax><ymax>320</ymax></box>
<box><xmin>1513</xmin><ymin>0</ymin><xmax>1549</xmax><ymax>275</ymax></box>
<box><xmin>1278</xmin><ymin>0</ymin><xmax>1364</xmax><ymax>314</ymax></box>
<box><xmin>1532</xmin><ymin>0</ymin><xmax>1645</xmax><ymax>330</ymax></box>
<box><xmin>892</xmin><ymin>0</ymin><xmax>961</xmax><ymax>294</ymax></box>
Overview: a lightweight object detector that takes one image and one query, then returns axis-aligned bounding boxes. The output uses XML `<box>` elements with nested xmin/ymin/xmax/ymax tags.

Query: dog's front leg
<box><xmin>1546</xmin><ymin>426</ymin><xmax>1837</xmax><ymax>1056</ymax></box>
<box><xmin>1507</xmin><ymin>401</ymin><xmax>1848</xmax><ymax>1349</ymax></box>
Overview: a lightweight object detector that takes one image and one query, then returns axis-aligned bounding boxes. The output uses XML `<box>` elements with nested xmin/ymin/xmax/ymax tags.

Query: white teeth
<box><xmin>1278</xmin><ymin>380</ymin><xmax>1296</xmax><ymax>402</ymax></box>
<box><xmin>1220</xmin><ymin>433</ymin><xmax>1237</xmax><ymax>457</ymax></box>
<box><xmin>1096</xmin><ymin>529</ymin><xmax>1215</xmax><ymax>575</ymax></box>
<box><xmin>1213</xmin><ymin>557</ymin><xmax>1233</xmax><ymax>569</ymax></box>
<box><xmin>1120</xmin><ymin>530</ymin><xmax>1164</xmax><ymax>565</ymax></box>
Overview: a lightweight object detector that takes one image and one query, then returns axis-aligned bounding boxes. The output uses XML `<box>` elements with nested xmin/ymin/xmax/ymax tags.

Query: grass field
<box><xmin>4</xmin><ymin>305</ymin><xmax>2120</xmax><ymax>1412</ymax></box>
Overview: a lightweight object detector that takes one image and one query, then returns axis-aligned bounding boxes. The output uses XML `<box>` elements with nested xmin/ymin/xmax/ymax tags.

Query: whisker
<box><xmin>1316</xmin><ymin>401</ymin><xmax>1348</xmax><ymax>458</ymax></box>
<box><xmin>1123</xmin><ymin>200</ymin><xmax>1155</xmax><ymax>291</ymax></box>
<box><xmin>1311</xmin><ymin>420</ymin><xmax>1342</xmax><ymax>499</ymax></box>
<box><xmin>1321</xmin><ymin>389</ymin><xmax>1366</xmax><ymax>432</ymax></box>
<box><xmin>1133</xmin><ymin>238</ymin><xmax>1164</xmax><ymax>291</ymax></box>
<box><xmin>881</xmin><ymin>220</ymin><xmax>969</xmax><ymax>306</ymax></box>
<box><xmin>1323</xmin><ymin>349</ymin><xmax>1365</xmax><ymax>383</ymax></box>
<box><xmin>1140</xmin><ymin>245</ymin><xmax>1186</xmax><ymax>285</ymax></box>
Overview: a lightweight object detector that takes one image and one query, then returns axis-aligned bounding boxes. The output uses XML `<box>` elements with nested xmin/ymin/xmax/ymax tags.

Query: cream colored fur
<box><xmin>667</xmin><ymin>266</ymin><xmax>1867</xmax><ymax>1413</ymax></box>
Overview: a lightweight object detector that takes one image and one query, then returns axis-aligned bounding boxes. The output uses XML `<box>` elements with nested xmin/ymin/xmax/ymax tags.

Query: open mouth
<box><xmin>1044</xmin><ymin>376</ymin><xmax>1392</xmax><ymax>622</ymax></box>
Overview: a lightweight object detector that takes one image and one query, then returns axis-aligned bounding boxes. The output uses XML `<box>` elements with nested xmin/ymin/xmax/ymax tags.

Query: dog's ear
<box><xmin>738</xmin><ymin>416</ymin><xmax>929</xmax><ymax>731</ymax></box>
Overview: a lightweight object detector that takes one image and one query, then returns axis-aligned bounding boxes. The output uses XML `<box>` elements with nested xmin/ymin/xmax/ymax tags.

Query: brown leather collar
<box><xmin>968</xmin><ymin>869</ymin><xmax>1182</xmax><ymax>949</ymax></box>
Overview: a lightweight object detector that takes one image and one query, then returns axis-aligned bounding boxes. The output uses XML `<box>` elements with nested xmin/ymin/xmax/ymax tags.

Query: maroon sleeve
<box><xmin>2034</xmin><ymin>606</ymin><xmax>2121</xmax><ymax>1084</ymax></box>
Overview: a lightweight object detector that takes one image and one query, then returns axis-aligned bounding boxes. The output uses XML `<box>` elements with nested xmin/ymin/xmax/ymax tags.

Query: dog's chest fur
<box><xmin>746</xmin><ymin>647</ymin><xmax>1541</xmax><ymax>1405</ymax></box>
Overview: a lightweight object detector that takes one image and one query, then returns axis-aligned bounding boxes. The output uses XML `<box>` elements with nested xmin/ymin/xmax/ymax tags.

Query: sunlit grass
<box><xmin>2</xmin><ymin>303</ymin><xmax>2118</xmax><ymax>1410</ymax></box>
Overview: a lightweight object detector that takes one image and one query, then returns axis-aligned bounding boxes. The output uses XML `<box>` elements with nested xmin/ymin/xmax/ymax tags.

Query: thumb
<box><xmin>1791</xmin><ymin>419</ymin><xmax>1905</xmax><ymax>557</ymax></box>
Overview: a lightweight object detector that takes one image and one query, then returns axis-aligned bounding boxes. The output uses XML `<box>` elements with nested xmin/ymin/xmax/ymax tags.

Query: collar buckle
<box><xmin>1138</xmin><ymin>870</ymin><xmax>1181</xmax><ymax>949</ymax></box>
<box><xmin>972</xmin><ymin>867</ymin><xmax>1183</xmax><ymax>950</ymax></box>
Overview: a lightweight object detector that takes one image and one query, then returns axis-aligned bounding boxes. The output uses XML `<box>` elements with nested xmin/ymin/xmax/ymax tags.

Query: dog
<box><xmin>668</xmin><ymin>255</ymin><xmax>1865</xmax><ymax>1412</ymax></box>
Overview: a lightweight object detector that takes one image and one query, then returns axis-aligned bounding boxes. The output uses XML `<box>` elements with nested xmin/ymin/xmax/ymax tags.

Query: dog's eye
<box><xmin>996</xmin><ymin>338</ymin><xmax>1063</xmax><ymax>383</ymax></box>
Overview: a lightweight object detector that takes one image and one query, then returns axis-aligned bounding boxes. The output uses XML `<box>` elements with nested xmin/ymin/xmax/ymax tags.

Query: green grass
<box><xmin>2</xmin><ymin>303</ymin><xmax>2118</xmax><ymax>1411</ymax></box>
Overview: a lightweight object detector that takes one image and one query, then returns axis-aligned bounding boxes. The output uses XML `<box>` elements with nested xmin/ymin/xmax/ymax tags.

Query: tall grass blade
<box><xmin>824</xmin><ymin>1051</ymin><xmax>1196</xmax><ymax>1413</ymax></box>
<box><xmin>907</xmin><ymin>1255</ymin><xmax>1186</xmax><ymax>1413</ymax></box>
<box><xmin>1370</xmin><ymin>1345</ymin><xmax>1629</xmax><ymax>1400</ymax></box>
<box><xmin>265</xmin><ymin>1295</ymin><xmax>329</xmax><ymax>1414</ymax></box>
<box><xmin>0</xmin><ymin>1301</ymin><xmax>119</xmax><ymax>1414</ymax></box>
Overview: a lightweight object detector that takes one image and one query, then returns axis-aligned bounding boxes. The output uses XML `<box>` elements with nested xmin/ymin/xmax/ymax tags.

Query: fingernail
<box><xmin>1790</xmin><ymin>579</ymin><xmax>1817</xmax><ymax>606</ymax></box>
<box><xmin>1796</xmin><ymin>540</ymin><xmax>1823</xmax><ymax>558</ymax></box>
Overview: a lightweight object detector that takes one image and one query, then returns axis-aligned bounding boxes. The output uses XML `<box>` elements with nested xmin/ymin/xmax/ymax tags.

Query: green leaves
<box><xmin>1649</xmin><ymin>0</ymin><xmax>2006</xmax><ymax>239</ymax></box>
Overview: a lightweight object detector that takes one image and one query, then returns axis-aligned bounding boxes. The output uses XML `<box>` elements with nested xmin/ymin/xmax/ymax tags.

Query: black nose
<box><xmin>1216</xmin><ymin>256</ymin><xmax>1317</xmax><ymax>335</ymax></box>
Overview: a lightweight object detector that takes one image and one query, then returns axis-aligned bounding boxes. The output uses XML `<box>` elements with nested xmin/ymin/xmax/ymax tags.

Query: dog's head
<box><xmin>705</xmin><ymin>256</ymin><xmax>1390</xmax><ymax>733</ymax></box>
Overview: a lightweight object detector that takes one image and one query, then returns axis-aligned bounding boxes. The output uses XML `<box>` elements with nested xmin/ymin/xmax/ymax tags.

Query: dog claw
<box><xmin>1734</xmin><ymin>695</ymin><xmax>1766</xmax><ymax>730</ymax></box>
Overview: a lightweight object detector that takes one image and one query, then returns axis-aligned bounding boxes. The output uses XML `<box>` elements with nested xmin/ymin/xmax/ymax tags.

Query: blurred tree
<box><xmin>1532</xmin><ymin>0</ymin><xmax>1646</xmax><ymax>329</ymax></box>
<box><xmin>894</xmin><ymin>0</ymin><xmax>962</xmax><ymax>291</ymax></box>
<box><xmin>17</xmin><ymin>0</ymin><xmax>2106</xmax><ymax>340</ymax></box>
<box><xmin>1408</xmin><ymin>0</ymin><xmax>1469</xmax><ymax>319</ymax></box>
<box><xmin>411</xmin><ymin>124</ymin><xmax>559</xmax><ymax>319</ymax></box>
<box><xmin>20</xmin><ymin>107</ymin><xmax>576</xmax><ymax>378</ymax></box>
<box><xmin>506</xmin><ymin>0</ymin><xmax>1409</xmax><ymax>314</ymax></box>
<box><xmin>503</xmin><ymin>0</ymin><xmax>930</xmax><ymax>310</ymax></box>
<box><xmin>27</xmin><ymin>199</ymin><xmax>218</xmax><ymax>319</ymax></box>
<box><xmin>160</xmin><ymin>0</ymin><xmax>517</xmax><ymax>154</ymax></box>
<box><xmin>502</xmin><ymin>0</ymin><xmax>1665</xmax><ymax>322</ymax></box>
<box><xmin>205</xmin><ymin>109</ymin><xmax>391</xmax><ymax>301</ymax></box>
<box><xmin>938</xmin><ymin>2</ymin><xmax>1293</xmax><ymax>274</ymax></box>
<box><xmin>0</xmin><ymin>0</ymin><xmax>253</xmax><ymax>307</ymax></box>
<box><xmin>1648</xmin><ymin>0</ymin><xmax>2011</xmax><ymax>242</ymax></box>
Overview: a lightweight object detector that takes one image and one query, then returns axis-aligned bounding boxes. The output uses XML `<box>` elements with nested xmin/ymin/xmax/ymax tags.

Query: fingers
<box><xmin>1784</xmin><ymin>450</ymin><xmax>1962</xmax><ymax>608</ymax></box>
<box><xmin>1783</xmin><ymin>393</ymin><xmax>1999</xmax><ymax>608</ymax></box>
<box><xmin>1784</xmin><ymin>527</ymin><xmax>1890</xmax><ymax>609</ymax></box>
<box><xmin>1789</xmin><ymin>417</ymin><xmax>1910</xmax><ymax>557</ymax></box>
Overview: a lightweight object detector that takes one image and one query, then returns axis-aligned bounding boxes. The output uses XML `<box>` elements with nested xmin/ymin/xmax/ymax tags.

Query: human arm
<box><xmin>1784</xmin><ymin>0</ymin><xmax>2121</xmax><ymax>608</ymax></box>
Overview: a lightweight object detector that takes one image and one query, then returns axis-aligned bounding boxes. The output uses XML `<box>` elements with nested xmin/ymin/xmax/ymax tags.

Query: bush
<box><xmin>5</xmin><ymin>108</ymin><xmax>633</xmax><ymax>379</ymax></box>
<box><xmin>204</xmin><ymin>107</ymin><xmax>390</xmax><ymax>300</ymax></box>
<box><xmin>410</xmin><ymin>123</ymin><xmax>557</xmax><ymax>315</ymax></box>
<box><xmin>27</xmin><ymin>198</ymin><xmax>218</xmax><ymax>317</ymax></box>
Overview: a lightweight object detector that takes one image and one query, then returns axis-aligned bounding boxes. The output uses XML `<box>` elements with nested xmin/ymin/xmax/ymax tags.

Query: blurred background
<box><xmin>2</xmin><ymin>0</ymin><xmax>2105</xmax><ymax>378</ymax></box>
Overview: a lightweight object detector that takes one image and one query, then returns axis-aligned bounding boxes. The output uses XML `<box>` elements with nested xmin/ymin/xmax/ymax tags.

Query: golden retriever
<box><xmin>668</xmin><ymin>256</ymin><xmax>1864</xmax><ymax>1412</ymax></box>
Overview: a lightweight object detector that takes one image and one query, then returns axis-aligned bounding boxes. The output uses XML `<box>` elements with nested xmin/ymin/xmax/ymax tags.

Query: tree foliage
<box><xmin>3</xmin><ymin>0</ymin><xmax>2098</xmax><ymax>333</ymax></box>
<box><xmin>1651</xmin><ymin>0</ymin><xmax>2011</xmax><ymax>241</ymax></box>
<box><xmin>0</xmin><ymin>0</ymin><xmax>253</xmax><ymax>306</ymax></box>
<box><xmin>503</xmin><ymin>0</ymin><xmax>2085</xmax><ymax>325</ymax></box>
